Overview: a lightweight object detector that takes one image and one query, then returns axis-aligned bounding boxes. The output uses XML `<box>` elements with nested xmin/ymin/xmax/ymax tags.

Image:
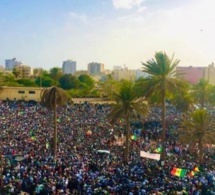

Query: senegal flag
<box><xmin>131</xmin><ymin>135</ymin><xmax>137</xmax><ymax>141</ymax></box>
<box><xmin>154</xmin><ymin>147</ymin><xmax>162</xmax><ymax>153</ymax></box>
<box><xmin>189</xmin><ymin>171</ymin><xmax>198</xmax><ymax>177</ymax></box>
<box><xmin>30</xmin><ymin>136</ymin><xmax>36</xmax><ymax>141</ymax></box>
<box><xmin>171</xmin><ymin>167</ymin><xmax>187</xmax><ymax>177</ymax></box>
<box><xmin>193</xmin><ymin>166</ymin><xmax>204</xmax><ymax>172</ymax></box>
<box><xmin>29</xmin><ymin>130</ymin><xmax>34</xmax><ymax>137</ymax></box>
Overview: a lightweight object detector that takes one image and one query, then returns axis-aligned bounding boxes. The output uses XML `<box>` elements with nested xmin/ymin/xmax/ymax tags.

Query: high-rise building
<box><xmin>112</xmin><ymin>67</ymin><xmax>135</xmax><ymax>81</ymax></box>
<box><xmin>88</xmin><ymin>62</ymin><xmax>104</xmax><ymax>75</ymax></box>
<box><xmin>176</xmin><ymin>66</ymin><xmax>205</xmax><ymax>84</ymax></box>
<box><xmin>15</xmin><ymin>64</ymin><xmax>33</xmax><ymax>78</ymax></box>
<box><xmin>5</xmin><ymin>58</ymin><xmax>21</xmax><ymax>70</ymax></box>
<box><xmin>62</xmin><ymin>60</ymin><xmax>76</xmax><ymax>75</ymax></box>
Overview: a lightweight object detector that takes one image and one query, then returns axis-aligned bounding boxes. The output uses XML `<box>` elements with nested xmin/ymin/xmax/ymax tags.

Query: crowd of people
<box><xmin>0</xmin><ymin>100</ymin><xmax>215</xmax><ymax>195</ymax></box>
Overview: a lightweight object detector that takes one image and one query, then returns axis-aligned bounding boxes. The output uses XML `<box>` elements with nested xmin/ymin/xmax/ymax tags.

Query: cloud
<box><xmin>68</xmin><ymin>11</ymin><xmax>87</xmax><ymax>22</ymax></box>
<box><xmin>112</xmin><ymin>0</ymin><xmax>144</xmax><ymax>9</ymax></box>
<box><xmin>137</xmin><ymin>6</ymin><xmax>147</xmax><ymax>12</ymax></box>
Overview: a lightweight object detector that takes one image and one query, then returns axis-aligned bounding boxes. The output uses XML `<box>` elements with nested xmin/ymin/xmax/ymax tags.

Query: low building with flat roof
<box><xmin>0</xmin><ymin>86</ymin><xmax>43</xmax><ymax>101</ymax></box>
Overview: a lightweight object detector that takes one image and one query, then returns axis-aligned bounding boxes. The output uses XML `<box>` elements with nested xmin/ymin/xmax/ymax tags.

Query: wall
<box><xmin>0</xmin><ymin>87</ymin><xmax>43</xmax><ymax>101</ymax></box>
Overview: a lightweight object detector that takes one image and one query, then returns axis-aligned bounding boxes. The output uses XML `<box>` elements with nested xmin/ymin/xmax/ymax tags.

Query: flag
<box><xmin>131</xmin><ymin>135</ymin><xmax>137</xmax><ymax>141</ymax></box>
<box><xmin>30</xmin><ymin>136</ymin><xmax>36</xmax><ymax>141</ymax></box>
<box><xmin>140</xmin><ymin>151</ymin><xmax>160</xmax><ymax>161</ymax></box>
<box><xmin>46</xmin><ymin>143</ymin><xmax>49</xmax><ymax>149</ymax></box>
<box><xmin>57</xmin><ymin>118</ymin><xmax>61</xmax><ymax>123</ymax></box>
<box><xmin>171</xmin><ymin>168</ymin><xmax>187</xmax><ymax>177</ymax></box>
<box><xmin>119</xmin><ymin>118</ymin><xmax>124</xmax><ymax>123</ymax></box>
<box><xmin>193</xmin><ymin>166</ymin><xmax>204</xmax><ymax>172</ymax></box>
<box><xmin>189</xmin><ymin>171</ymin><xmax>197</xmax><ymax>177</ymax></box>
<box><xmin>86</xmin><ymin>130</ymin><xmax>92</xmax><ymax>136</ymax></box>
<box><xmin>29</xmin><ymin>130</ymin><xmax>34</xmax><ymax>137</ymax></box>
<box><xmin>154</xmin><ymin>147</ymin><xmax>162</xmax><ymax>153</ymax></box>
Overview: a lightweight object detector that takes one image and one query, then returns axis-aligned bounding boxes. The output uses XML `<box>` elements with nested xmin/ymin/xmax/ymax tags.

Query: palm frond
<box><xmin>41</xmin><ymin>86</ymin><xmax>68</xmax><ymax>110</ymax></box>
<box><xmin>179</xmin><ymin>109</ymin><xmax>215</xmax><ymax>157</ymax></box>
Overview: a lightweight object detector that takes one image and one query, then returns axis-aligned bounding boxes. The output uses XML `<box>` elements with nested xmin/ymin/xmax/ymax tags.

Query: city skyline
<box><xmin>0</xmin><ymin>0</ymin><xmax>215</xmax><ymax>70</ymax></box>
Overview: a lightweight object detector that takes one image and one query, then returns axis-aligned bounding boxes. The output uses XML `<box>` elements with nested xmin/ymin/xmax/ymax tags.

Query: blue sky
<box><xmin>0</xmin><ymin>0</ymin><xmax>215</xmax><ymax>70</ymax></box>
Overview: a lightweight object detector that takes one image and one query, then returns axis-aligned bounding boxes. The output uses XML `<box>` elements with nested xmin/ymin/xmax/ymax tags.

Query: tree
<box><xmin>178</xmin><ymin>109</ymin><xmax>215</xmax><ymax>162</ymax></box>
<box><xmin>171</xmin><ymin>82</ymin><xmax>194</xmax><ymax>112</ymax></box>
<box><xmin>50</xmin><ymin>67</ymin><xmax>63</xmax><ymax>86</ymax></box>
<box><xmin>3</xmin><ymin>73</ymin><xmax>19</xmax><ymax>86</ymax></box>
<box><xmin>78</xmin><ymin>74</ymin><xmax>95</xmax><ymax>89</ymax></box>
<box><xmin>59</xmin><ymin>74</ymin><xmax>81</xmax><ymax>89</ymax></box>
<box><xmin>99</xmin><ymin>77</ymin><xmax>121</xmax><ymax>99</ymax></box>
<box><xmin>35</xmin><ymin>76</ymin><xmax>55</xmax><ymax>87</ymax></box>
<box><xmin>107</xmin><ymin>80</ymin><xmax>148</xmax><ymax>163</ymax></box>
<box><xmin>0</xmin><ymin>72</ymin><xmax>5</xmax><ymax>86</ymax></box>
<box><xmin>192</xmin><ymin>79</ymin><xmax>213</xmax><ymax>109</ymax></box>
<box><xmin>12</xmin><ymin>67</ymin><xmax>21</xmax><ymax>78</ymax></box>
<box><xmin>33</xmin><ymin>68</ymin><xmax>48</xmax><ymax>77</ymax></box>
<box><xmin>208</xmin><ymin>85</ymin><xmax>215</xmax><ymax>107</ymax></box>
<box><xmin>40</xmin><ymin>86</ymin><xmax>68</xmax><ymax>157</ymax></box>
<box><xmin>137</xmin><ymin>52</ymin><xmax>185</xmax><ymax>160</ymax></box>
<box><xmin>17</xmin><ymin>78</ymin><xmax>37</xmax><ymax>87</ymax></box>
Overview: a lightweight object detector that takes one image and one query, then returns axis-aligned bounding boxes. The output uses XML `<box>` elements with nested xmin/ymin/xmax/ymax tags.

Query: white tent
<box><xmin>97</xmin><ymin>150</ymin><xmax>110</xmax><ymax>154</ymax></box>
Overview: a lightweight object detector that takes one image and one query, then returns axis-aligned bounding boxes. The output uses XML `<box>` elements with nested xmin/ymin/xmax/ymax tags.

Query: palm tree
<box><xmin>40</xmin><ymin>86</ymin><xmax>68</xmax><ymax>157</ymax></box>
<box><xmin>192</xmin><ymin>79</ymin><xmax>211</xmax><ymax>109</ymax></box>
<box><xmin>171</xmin><ymin>82</ymin><xmax>194</xmax><ymax>113</ymax></box>
<box><xmin>137</xmin><ymin>52</ymin><xmax>185</xmax><ymax>160</ymax></box>
<box><xmin>107</xmin><ymin>80</ymin><xmax>148</xmax><ymax>163</ymax></box>
<box><xmin>178</xmin><ymin>109</ymin><xmax>215</xmax><ymax>162</ymax></box>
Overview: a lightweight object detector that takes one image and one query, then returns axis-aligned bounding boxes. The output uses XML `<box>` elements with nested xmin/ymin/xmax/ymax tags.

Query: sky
<box><xmin>0</xmin><ymin>0</ymin><xmax>215</xmax><ymax>70</ymax></box>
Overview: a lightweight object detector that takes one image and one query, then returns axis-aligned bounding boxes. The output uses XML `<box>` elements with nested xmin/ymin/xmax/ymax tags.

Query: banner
<box><xmin>140</xmin><ymin>151</ymin><xmax>161</xmax><ymax>161</ymax></box>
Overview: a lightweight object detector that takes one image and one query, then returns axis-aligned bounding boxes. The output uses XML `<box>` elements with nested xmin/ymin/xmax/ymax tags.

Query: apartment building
<box><xmin>15</xmin><ymin>64</ymin><xmax>33</xmax><ymax>78</ymax></box>
<box><xmin>62</xmin><ymin>60</ymin><xmax>76</xmax><ymax>75</ymax></box>
<box><xmin>5</xmin><ymin>58</ymin><xmax>22</xmax><ymax>70</ymax></box>
<box><xmin>88</xmin><ymin>62</ymin><xmax>104</xmax><ymax>75</ymax></box>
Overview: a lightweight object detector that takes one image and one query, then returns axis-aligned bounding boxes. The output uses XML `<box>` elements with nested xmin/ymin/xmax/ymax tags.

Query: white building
<box><xmin>113</xmin><ymin>66</ymin><xmax>122</xmax><ymax>71</ymax></box>
<box><xmin>88</xmin><ymin>62</ymin><xmax>104</xmax><ymax>75</ymax></box>
<box><xmin>135</xmin><ymin>69</ymin><xmax>149</xmax><ymax>80</ymax></box>
<box><xmin>5</xmin><ymin>58</ymin><xmax>22</xmax><ymax>70</ymax></box>
<box><xmin>112</xmin><ymin>67</ymin><xmax>136</xmax><ymax>81</ymax></box>
<box><xmin>62</xmin><ymin>60</ymin><xmax>76</xmax><ymax>75</ymax></box>
<box><xmin>15</xmin><ymin>64</ymin><xmax>34</xmax><ymax>78</ymax></box>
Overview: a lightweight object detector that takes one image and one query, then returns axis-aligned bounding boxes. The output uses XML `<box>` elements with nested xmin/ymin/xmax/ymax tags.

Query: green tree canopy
<box><xmin>17</xmin><ymin>78</ymin><xmax>37</xmax><ymax>87</ymax></box>
<box><xmin>170</xmin><ymin>81</ymin><xmax>194</xmax><ymax>112</ymax></box>
<box><xmin>49</xmin><ymin>67</ymin><xmax>63</xmax><ymax>86</ymax></box>
<box><xmin>59</xmin><ymin>74</ymin><xmax>81</xmax><ymax>90</ymax></box>
<box><xmin>178</xmin><ymin>109</ymin><xmax>215</xmax><ymax>162</ymax></box>
<box><xmin>78</xmin><ymin>74</ymin><xmax>95</xmax><ymax>89</ymax></box>
<box><xmin>35</xmin><ymin>76</ymin><xmax>55</xmax><ymax>87</ymax></box>
<box><xmin>99</xmin><ymin>77</ymin><xmax>121</xmax><ymax>99</ymax></box>
<box><xmin>3</xmin><ymin>73</ymin><xmax>19</xmax><ymax>86</ymax></box>
<box><xmin>192</xmin><ymin>79</ymin><xmax>214</xmax><ymax>109</ymax></box>
<box><xmin>12</xmin><ymin>67</ymin><xmax>21</xmax><ymax>78</ymax></box>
